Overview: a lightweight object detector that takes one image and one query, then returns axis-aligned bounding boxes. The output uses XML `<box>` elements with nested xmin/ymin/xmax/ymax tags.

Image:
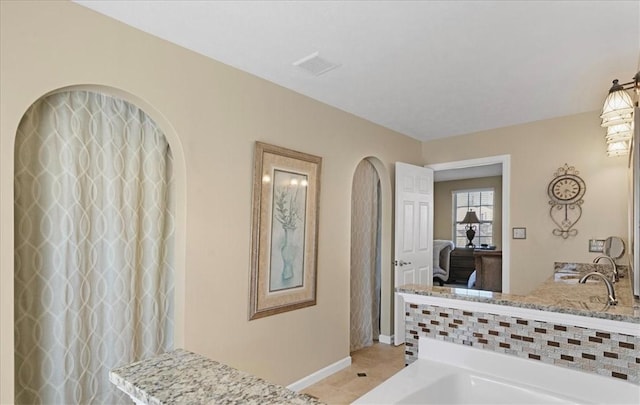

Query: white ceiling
<box><xmin>75</xmin><ymin>1</ymin><xmax>640</xmax><ymax>142</ymax></box>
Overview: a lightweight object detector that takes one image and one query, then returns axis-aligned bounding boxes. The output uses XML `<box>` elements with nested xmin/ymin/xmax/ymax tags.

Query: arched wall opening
<box><xmin>349</xmin><ymin>156</ymin><xmax>394</xmax><ymax>346</ymax></box>
<box><xmin>8</xmin><ymin>84</ymin><xmax>187</xmax><ymax>400</ymax></box>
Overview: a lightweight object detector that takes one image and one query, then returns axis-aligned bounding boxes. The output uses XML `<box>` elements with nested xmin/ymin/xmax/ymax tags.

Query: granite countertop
<box><xmin>109</xmin><ymin>349</ymin><xmax>321</xmax><ymax>405</ymax></box>
<box><xmin>397</xmin><ymin>263</ymin><xmax>640</xmax><ymax>323</ymax></box>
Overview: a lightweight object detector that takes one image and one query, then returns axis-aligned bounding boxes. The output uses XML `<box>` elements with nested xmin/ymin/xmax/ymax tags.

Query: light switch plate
<box><xmin>512</xmin><ymin>227</ymin><xmax>526</xmax><ymax>239</ymax></box>
<box><xmin>589</xmin><ymin>239</ymin><xmax>605</xmax><ymax>253</ymax></box>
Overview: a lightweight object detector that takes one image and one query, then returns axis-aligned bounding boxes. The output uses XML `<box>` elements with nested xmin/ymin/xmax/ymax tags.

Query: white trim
<box><xmin>286</xmin><ymin>356</ymin><xmax>351</xmax><ymax>392</ymax></box>
<box><xmin>426</xmin><ymin>154</ymin><xmax>511</xmax><ymax>293</ymax></box>
<box><xmin>378</xmin><ymin>334</ymin><xmax>394</xmax><ymax>345</ymax></box>
<box><xmin>632</xmin><ymin>109</ymin><xmax>639</xmax><ymax>296</ymax></box>
<box><xmin>399</xmin><ymin>292</ymin><xmax>640</xmax><ymax>337</ymax></box>
<box><xmin>427</xmin><ymin>155</ymin><xmax>508</xmax><ymax>172</ymax></box>
<box><xmin>502</xmin><ymin>156</ymin><xmax>511</xmax><ymax>293</ymax></box>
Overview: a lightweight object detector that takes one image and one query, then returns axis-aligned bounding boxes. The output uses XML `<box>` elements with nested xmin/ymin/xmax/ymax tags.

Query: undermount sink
<box><xmin>556</xmin><ymin>297</ymin><xmax>610</xmax><ymax>312</ymax></box>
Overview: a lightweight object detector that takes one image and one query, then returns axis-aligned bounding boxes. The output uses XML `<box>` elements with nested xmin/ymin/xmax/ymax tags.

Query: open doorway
<box><xmin>426</xmin><ymin>155</ymin><xmax>511</xmax><ymax>293</ymax></box>
<box><xmin>350</xmin><ymin>158</ymin><xmax>382</xmax><ymax>351</ymax></box>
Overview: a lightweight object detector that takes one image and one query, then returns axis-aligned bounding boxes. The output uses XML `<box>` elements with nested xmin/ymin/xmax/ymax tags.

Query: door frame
<box><xmin>426</xmin><ymin>154</ymin><xmax>511</xmax><ymax>293</ymax></box>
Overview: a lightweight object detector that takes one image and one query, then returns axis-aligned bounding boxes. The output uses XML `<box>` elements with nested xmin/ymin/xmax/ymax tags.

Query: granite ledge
<box><xmin>396</xmin><ymin>284</ymin><xmax>640</xmax><ymax>324</ymax></box>
<box><xmin>398</xmin><ymin>261</ymin><xmax>640</xmax><ymax>323</ymax></box>
<box><xmin>109</xmin><ymin>349</ymin><xmax>321</xmax><ymax>405</ymax></box>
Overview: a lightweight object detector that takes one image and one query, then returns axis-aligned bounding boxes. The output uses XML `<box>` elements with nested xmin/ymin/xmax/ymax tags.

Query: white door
<box><xmin>393</xmin><ymin>162</ymin><xmax>433</xmax><ymax>345</ymax></box>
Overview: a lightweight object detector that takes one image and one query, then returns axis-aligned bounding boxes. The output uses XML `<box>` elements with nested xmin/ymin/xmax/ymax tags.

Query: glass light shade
<box><xmin>606</xmin><ymin>140</ymin><xmax>630</xmax><ymax>157</ymax></box>
<box><xmin>460</xmin><ymin>210</ymin><xmax>480</xmax><ymax>224</ymax></box>
<box><xmin>601</xmin><ymin>112</ymin><xmax>633</xmax><ymax>127</ymax></box>
<box><xmin>600</xmin><ymin>89</ymin><xmax>634</xmax><ymax>127</ymax></box>
<box><xmin>605</xmin><ymin>123</ymin><xmax>633</xmax><ymax>143</ymax></box>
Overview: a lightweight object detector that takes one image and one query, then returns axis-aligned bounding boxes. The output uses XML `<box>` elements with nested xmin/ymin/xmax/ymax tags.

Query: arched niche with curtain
<box><xmin>14</xmin><ymin>90</ymin><xmax>175</xmax><ymax>404</ymax></box>
<box><xmin>350</xmin><ymin>158</ymin><xmax>382</xmax><ymax>352</ymax></box>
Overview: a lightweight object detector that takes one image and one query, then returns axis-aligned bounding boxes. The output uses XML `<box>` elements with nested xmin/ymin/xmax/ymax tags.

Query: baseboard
<box><xmin>286</xmin><ymin>356</ymin><xmax>351</xmax><ymax>392</ymax></box>
<box><xmin>378</xmin><ymin>334</ymin><xmax>394</xmax><ymax>345</ymax></box>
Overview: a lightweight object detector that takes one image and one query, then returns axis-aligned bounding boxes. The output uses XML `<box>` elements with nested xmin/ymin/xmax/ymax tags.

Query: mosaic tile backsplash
<box><xmin>405</xmin><ymin>303</ymin><xmax>640</xmax><ymax>384</ymax></box>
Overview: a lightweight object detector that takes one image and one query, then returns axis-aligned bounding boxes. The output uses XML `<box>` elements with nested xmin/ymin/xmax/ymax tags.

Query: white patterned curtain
<box><xmin>14</xmin><ymin>91</ymin><xmax>174</xmax><ymax>404</ymax></box>
<box><xmin>350</xmin><ymin>159</ymin><xmax>380</xmax><ymax>352</ymax></box>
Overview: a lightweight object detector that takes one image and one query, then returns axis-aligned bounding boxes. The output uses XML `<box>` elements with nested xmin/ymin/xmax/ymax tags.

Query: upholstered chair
<box><xmin>433</xmin><ymin>240</ymin><xmax>455</xmax><ymax>285</ymax></box>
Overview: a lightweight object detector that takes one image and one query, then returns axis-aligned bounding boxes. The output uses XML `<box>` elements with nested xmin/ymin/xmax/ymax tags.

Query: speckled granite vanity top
<box><xmin>398</xmin><ymin>263</ymin><xmax>639</xmax><ymax>323</ymax></box>
<box><xmin>109</xmin><ymin>349</ymin><xmax>321</xmax><ymax>404</ymax></box>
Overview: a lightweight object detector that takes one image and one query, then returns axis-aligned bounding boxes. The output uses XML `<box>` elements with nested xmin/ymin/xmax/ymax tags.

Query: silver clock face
<box><xmin>548</xmin><ymin>174</ymin><xmax>585</xmax><ymax>204</ymax></box>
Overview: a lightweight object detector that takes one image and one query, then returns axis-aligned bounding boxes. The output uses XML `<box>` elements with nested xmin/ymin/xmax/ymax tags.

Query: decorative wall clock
<box><xmin>548</xmin><ymin>164</ymin><xmax>585</xmax><ymax>238</ymax></box>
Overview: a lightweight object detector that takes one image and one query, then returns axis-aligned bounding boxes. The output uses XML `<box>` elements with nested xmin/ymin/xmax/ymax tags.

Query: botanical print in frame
<box><xmin>249</xmin><ymin>142</ymin><xmax>321</xmax><ymax>320</ymax></box>
<box><xmin>269</xmin><ymin>169</ymin><xmax>308</xmax><ymax>292</ymax></box>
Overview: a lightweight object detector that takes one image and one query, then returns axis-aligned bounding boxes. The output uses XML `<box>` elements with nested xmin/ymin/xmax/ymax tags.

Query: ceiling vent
<box><xmin>293</xmin><ymin>52</ymin><xmax>340</xmax><ymax>76</ymax></box>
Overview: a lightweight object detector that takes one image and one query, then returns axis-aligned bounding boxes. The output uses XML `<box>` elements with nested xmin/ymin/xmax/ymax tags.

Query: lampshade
<box><xmin>605</xmin><ymin>123</ymin><xmax>633</xmax><ymax>143</ymax></box>
<box><xmin>461</xmin><ymin>210</ymin><xmax>480</xmax><ymax>224</ymax></box>
<box><xmin>606</xmin><ymin>140</ymin><xmax>629</xmax><ymax>157</ymax></box>
<box><xmin>607</xmin><ymin>122</ymin><xmax>633</xmax><ymax>141</ymax></box>
<box><xmin>600</xmin><ymin>81</ymin><xmax>634</xmax><ymax>127</ymax></box>
<box><xmin>601</xmin><ymin>72</ymin><xmax>639</xmax><ymax>157</ymax></box>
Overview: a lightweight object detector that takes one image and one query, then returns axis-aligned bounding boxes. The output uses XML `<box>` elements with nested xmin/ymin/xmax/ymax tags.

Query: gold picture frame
<box><xmin>249</xmin><ymin>142</ymin><xmax>322</xmax><ymax>320</ymax></box>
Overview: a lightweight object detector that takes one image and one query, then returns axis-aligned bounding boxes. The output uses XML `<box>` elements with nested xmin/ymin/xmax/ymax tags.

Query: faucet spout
<box><xmin>579</xmin><ymin>272</ymin><xmax>617</xmax><ymax>306</ymax></box>
<box><xmin>593</xmin><ymin>255</ymin><xmax>618</xmax><ymax>283</ymax></box>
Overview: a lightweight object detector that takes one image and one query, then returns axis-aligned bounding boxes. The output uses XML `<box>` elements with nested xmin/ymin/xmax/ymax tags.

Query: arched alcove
<box><xmin>349</xmin><ymin>156</ymin><xmax>394</xmax><ymax>346</ymax></box>
<box><xmin>21</xmin><ymin>84</ymin><xmax>187</xmax><ymax>345</ymax></box>
<box><xmin>12</xmin><ymin>85</ymin><xmax>186</xmax><ymax>403</ymax></box>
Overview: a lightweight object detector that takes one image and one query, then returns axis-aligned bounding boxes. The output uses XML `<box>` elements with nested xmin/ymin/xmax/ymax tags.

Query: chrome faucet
<box><xmin>593</xmin><ymin>255</ymin><xmax>618</xmax><ymax>283</ymax></box>
<box><xmin>579</xmin><ymin>272</ymin><xmax>617</xmax><ymax>306</ymax></box>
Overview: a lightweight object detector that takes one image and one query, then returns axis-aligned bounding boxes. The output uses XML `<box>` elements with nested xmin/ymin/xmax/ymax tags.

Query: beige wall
<box><xmin>0</xmin><ymin>2</ymin><xmax>424</xmax><ymax>401</ymax></box>
<box><xmin>434</xmin><ymin>176</ymin><xmax>503</xmax><ymax>248</ymax></box>
<box><xmin>423</xmin><ymin>113</ymin><xmax>628</xmax><ymax>296</ymax></box>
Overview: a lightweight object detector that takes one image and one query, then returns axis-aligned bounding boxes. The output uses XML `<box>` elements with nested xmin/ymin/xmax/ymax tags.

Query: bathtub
<box><xmin>353</xmin><ymin>339</ymin><xmax>640</xmax><ymax>404</ymax></box>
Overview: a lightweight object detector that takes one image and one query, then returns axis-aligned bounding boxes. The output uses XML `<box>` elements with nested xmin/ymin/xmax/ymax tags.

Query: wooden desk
<box><xmin>449</xmin><ymin>248</ymin><xmax>475</xmax><ymax>283</ymax></box>
<box><xmin>474</xmin><ymin>250</ymin><xmax>502</xmax><ymax>292</ymax></box>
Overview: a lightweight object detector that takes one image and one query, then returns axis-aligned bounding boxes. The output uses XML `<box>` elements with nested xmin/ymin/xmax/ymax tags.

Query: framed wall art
<box><xmin>249</xmin><ymin>142</ymin><xmax>322</xmax><ymax>320</ymax></box>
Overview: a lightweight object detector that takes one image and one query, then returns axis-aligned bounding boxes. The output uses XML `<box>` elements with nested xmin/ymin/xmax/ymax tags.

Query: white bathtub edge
<box><xmin>354</xmin><ymin>339</ymin><xmax>639</xmax><ymax>404</ymax></box>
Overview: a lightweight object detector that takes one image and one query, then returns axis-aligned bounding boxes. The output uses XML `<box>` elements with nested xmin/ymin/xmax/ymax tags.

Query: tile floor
<box><xmin>301</xmin><ymin>343</ymin><xmax>405</xmax><ymax>404</ymax></box>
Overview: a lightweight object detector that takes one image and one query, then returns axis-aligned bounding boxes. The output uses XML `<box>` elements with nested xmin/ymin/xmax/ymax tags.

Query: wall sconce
<box><xmin>601</xmin><ymin>71</ymin><xmax>640</xmax><ymax>157</ymax></box>
<box><xmin>460</xmin><ymin>210</ymin><xmax>481</xmax><ymax>248</ymax></box>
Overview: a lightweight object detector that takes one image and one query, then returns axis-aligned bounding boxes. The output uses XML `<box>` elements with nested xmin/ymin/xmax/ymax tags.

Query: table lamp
<box><xmin>461</xmin><ymin>210</ymin><xmax>481</xmax><ymax>248</ymax></box>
